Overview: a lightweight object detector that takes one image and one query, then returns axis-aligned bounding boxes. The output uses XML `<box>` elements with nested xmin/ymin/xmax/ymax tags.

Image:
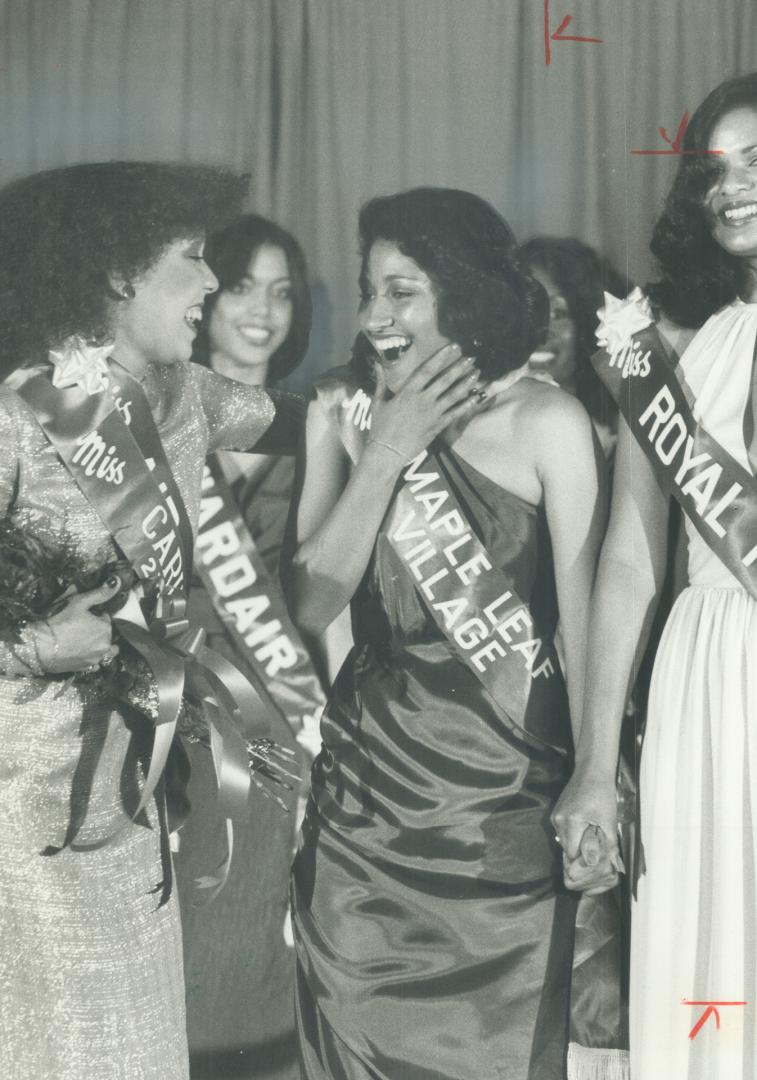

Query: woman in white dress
<box><xmin>553</xmin><ymin>71</ymin><xmax>757</xmax><ymax>1080</ymax></box>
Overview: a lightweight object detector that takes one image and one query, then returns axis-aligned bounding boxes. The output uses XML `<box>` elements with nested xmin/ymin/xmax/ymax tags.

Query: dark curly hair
<box><xmin>193</xmin><ymin>213</ymin><xmax>312</xmax><ymax>383</ymax></box>
<box><xmin>0</xmin><ymin>161</ymin><xmax>248</xmax><ymax>378</ymax></box>
<box><xmin>351</xmin><ymin>187</ymin><xmax>548</xmax><ymax>387</ymax></box>
<box><xmin>519</xmin><ymin>237</ymin><xmax>631</xmax><ymax>427</ymax></box>
<box><xmin>648</xmin><ymin>72</ymin><xmax>757</xmax><ymax>327</ymax></box>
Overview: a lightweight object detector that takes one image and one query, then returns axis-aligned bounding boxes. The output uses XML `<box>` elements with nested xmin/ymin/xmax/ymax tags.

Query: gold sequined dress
<box><xmin>0</xmin><ymin>360</ymin><xmax>279</xmax><ymax>1080</ymax></box>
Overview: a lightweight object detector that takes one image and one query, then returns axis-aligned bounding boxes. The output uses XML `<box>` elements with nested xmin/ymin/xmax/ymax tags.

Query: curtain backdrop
<box><xmin>1</xmin><ymin>4</ymin><xmax>754</xmax><ymax>1074</ymax></box>
<box><xmin>1</xmin><ymin>0</ymin><xmax>755</xmax><ymax>391</ymax></box>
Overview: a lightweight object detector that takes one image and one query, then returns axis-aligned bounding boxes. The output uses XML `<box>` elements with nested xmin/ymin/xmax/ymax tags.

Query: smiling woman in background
<box><xmin>287</xmin><ymin>187</ymin><xmax>607</xmax><ymax>1080</ymax></box>
<box><xmin>519</xmin><ymin>237</ymin><xmax>629</xmax><ymax>460</ymax></box>
<box><xmin>177</xmin><ymin>213</ymin><xmax>325</xmax><ymax>1077</ymax></box>
<box><xmin>196</xmin><ymin>213</ymin><xmax>313</xmax><ymax>568</ymax></box>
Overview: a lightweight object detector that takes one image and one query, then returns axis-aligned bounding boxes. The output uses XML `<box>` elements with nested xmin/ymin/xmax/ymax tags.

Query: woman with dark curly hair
<box><xmin>176</xmin><ymin>214</ymin><xmax>325</xmax><ymax>1071</ymax></box>
<box><xmin>0</xmin><ymin>162</ymin><xmax>301</xmax><ymax>1079</ymax></box>
<box><xmin>287</xmin><ymin>187</ymin><xmax>607</xmax><ymax>1079</ymax></box>
<box><xmin>518</xmin><ymin>237</ymin><xmax>629</xmax><ymax>458</ymax></box>
<box><xmin>194</xmin><ymin>213</ymin><xmax>313</xmax><ymax>565</ymax></box>
<box><xmin>554</xmin><ymin>72</ymin><xmax>757</xmax><ymax>1079</ymax></box>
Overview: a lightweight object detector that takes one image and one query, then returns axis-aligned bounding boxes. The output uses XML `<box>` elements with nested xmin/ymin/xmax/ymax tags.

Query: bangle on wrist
<box><xmin>367</xmin><ymin>437</ymin><xmax>407</xmax><ymax>463</ymax></box>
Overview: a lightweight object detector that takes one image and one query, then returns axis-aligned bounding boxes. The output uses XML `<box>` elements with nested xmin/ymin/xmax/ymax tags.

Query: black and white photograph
<box><xmin>0</xmin><ymin>2</ymin><xmax>755</xmax><ymax>1078</ymax></box>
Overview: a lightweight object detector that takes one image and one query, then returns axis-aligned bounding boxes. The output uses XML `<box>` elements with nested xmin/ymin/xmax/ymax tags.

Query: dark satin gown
<box><xmin>292</xmin><ymin>445</ymin><xmax>577</xmax><ymax>1080</ymax></box>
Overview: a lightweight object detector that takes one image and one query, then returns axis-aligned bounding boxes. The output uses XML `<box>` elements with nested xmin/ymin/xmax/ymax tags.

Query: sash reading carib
<box><xmin>195</xmin><ymin>455</ymin><xmax>325</xmax><ymax>755</ymax></box>
<box><xmin>592</xmin><ymin>298</ymin><xmax>757</xmax><ymax>599</ymax></box>
<box><xmin>15</xmin><ymin>359</ymin><xmax>271</xmax><ymax>896</ymax></box>
<box><xmin>341</xmin><ymin>385</ymin><xmax>569</xmax><ymax>755</ymax></box>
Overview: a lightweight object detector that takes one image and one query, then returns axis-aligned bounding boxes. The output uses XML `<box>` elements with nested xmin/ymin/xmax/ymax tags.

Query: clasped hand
<box><xmin>33</xmin><ymin>577</ymin><xmax>125</xmax><ymax>673</ymax></box>
<box><xmin>552</xmin><ymin>774</ymin><xmax>625</xmax><ymax>895</ymax></box>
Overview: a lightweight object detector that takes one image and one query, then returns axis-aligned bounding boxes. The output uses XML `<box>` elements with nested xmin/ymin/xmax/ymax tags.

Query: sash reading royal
<box><xmin>592</xmin><ymin>290</ymin><xmax>757</xmax><ymax>600</ymax></box>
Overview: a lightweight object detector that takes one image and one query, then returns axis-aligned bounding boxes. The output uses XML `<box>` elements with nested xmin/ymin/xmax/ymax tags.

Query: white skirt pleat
<box><xmin>630</xmin><ymin>585</ymin><xmax>757</xmax><ymax>1080</ymax></box>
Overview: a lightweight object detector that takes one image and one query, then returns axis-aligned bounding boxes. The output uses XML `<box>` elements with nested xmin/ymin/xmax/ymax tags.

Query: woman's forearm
<box><xmin>574</xmin><ymin>553</ymin><xmax>661</xmax><ymax>779</ymax></box>
<box><xmin>290</xmin><ymin>444</ymin><xmax>404</xmax><ymax>634</ymax></box>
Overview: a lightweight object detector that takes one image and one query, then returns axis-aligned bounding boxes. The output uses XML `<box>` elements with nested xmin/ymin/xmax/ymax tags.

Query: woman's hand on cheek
<box><xmin>368</xmin><ymin>343</ymin><xmax>486</xmax><ymax>464</ymax></box>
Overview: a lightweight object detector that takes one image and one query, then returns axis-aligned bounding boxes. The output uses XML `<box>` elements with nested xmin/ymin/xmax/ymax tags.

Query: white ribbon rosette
<box><xmin>595</xmin><ymin>288</ymin><xmax>654</xmax><ymax>356</ymax></box>
<box><xmin>48</xmin><ymin>335</ymin><xmax>115</xmax><ymax>395</ymax></box>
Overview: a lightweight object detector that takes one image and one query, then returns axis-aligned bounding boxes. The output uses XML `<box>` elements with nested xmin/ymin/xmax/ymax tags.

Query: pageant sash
<box><xmin>384</xmin><ymin>449</ymin><xmax>568</xmax><ymax>754</ymax></box>
<box><xmin>16</xmin><ymin>362</ymin><xmax>273</xmax><ymax>889</ymax></box>
<box><xmin>330</xmin><ymin>379</ymin><xmax>568</xmax><ymax>753</ymax></box>
<box><xmin>15</xmin><ymin>365</ymin><xmax>197</xmax><ymax>840</ymax></box>
<box><xmin>15</xmin><ymin>363</ymin><xmax>193</xmax><ymax>597</ymax></box>
<box><xmin>195</xmin><ymin>456</ymin><xmax>326</xmax><ymax>751</ymax></box>
<box><xmin>592</xmin><ymin>294</ymin><xmax>757</xmax><ymax>599</ymax></box>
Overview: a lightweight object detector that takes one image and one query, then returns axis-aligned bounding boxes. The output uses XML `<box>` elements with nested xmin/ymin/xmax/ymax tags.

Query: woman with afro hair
<box><xmin>287</xmin><ymin>187</ymin><xmax>608</xmax><ymax>1079</ymax></box>
<box><xmin>0</xmin><ymin>162</ymin><xmax>301</xmax><ymax>1079</ymax></box>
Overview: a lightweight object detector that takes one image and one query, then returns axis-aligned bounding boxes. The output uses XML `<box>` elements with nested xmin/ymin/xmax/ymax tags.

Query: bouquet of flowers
<box><xmin>0</xmin><ymin>516</ymin><xmax>131</xmax><ymax>644</ymax></box>
<box><xmin>0</xmin><ymin>516</ymin><xmax>298</xmax><ymax>807</ymax></box>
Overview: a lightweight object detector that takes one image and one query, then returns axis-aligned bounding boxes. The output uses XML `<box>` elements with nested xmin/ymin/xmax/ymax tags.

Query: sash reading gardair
<box><xmin>195</xmin><ymin>455</ymin><xmax>325</xmax><ymax>758</ymax></box>
<box><xmin>14</xmin><ymin>345</ymin><xmax>272</xmax><ymax>895</ymax></box>
<box><xmin>592</xmin><ymin>290</ymin><xmax>757</xmax><ymax>598</ymax></box>
<box><xmin>335</xmin><ymin>379</ymin><xmax>569</xmax><ymax>755</ymax></box>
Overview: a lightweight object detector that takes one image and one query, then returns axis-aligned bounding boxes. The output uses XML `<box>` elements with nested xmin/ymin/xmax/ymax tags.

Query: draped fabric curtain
<box><xmin>0</xmin><ymin>0</ymin><xmax>754</xmax><ymax>390</ymax></box>
<box><xmin>0</xmin><ymin>1</ymin><xmax>754</xmax><ymax>1068</ymax></box>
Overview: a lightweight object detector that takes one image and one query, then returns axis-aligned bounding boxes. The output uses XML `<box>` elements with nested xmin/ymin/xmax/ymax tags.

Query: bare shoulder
<box><xmin>482</xmin><ymin>376</ymin><xmax>591</xmax><ymax>442</ymax></box>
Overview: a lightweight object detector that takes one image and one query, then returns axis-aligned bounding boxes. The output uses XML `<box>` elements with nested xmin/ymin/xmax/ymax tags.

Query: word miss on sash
<box><xmin>391</xmin><ymin>453</ymin><xmax>555</xmax><ymax>681</ymax></box>
<box><xmin>68</xmin><ymin>392</ymin><xmax>186</xmax><ymax>595</ymax></box>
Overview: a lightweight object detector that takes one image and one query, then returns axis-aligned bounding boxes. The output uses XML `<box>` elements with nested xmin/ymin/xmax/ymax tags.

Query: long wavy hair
<box><xmin>351</xmin><ymin>187</ymin><xmax>548</xmax><ymax>388</ymax></box>
<box><xmin>194</xmin><ymin>214</ymin><xmax>312</xmax><ymax>383</ymax></box>
<box><xmin>519</xmin><ymin>237</ymin><xmax>630</xmax><ymax>427</ymax></box>
<box><xmin>648</xmin><ymin>72</ymin><xmax>757</xmax><ymax>327</ymax></box>
<box><xmin>0</xmin><ymin>161</ymin><xmax>248</xmax><ymax>379</ymax></box>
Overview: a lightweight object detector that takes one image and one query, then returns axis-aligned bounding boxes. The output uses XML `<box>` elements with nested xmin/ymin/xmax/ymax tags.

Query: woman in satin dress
<box><xmin>0</xmin><ymin>163</ymin><xmax>299</xmax><ymax>1080</ymax></box>
<box><xmin>287</xmin><ymin>187</ymin><xmax>608</xmax><ymax>1080</ymax></box>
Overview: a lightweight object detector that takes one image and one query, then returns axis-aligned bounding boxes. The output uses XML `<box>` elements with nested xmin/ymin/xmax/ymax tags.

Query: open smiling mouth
<box><xmin>185</xmin><ymin>304</ymin><xmax>203</xmax><ymax>330</ymax></box>
<box><xmin>528</xmin><ymin>349</ymin><xmax>557</xmax><ymax>366</ymax></box>
<box><xmin>372</xmin><ymin>335</ymin><xmax>412</xmax><ymax>362</ymax></box>
<box><xmin>720</xmin><ymin>202</ymin><xmax>757</xmax><ymax>226</ymax></box>
<box><xmin>238</xmin><ymin>325</ymin><xmax>273</xmax><ymax>345</ymax></box>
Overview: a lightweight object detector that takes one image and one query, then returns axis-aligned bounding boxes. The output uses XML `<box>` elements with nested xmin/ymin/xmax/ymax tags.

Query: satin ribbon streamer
<box><xmin>16</xmin><ymin>361</ymin><xmax>275</xmax><ymax>896</ymax></box>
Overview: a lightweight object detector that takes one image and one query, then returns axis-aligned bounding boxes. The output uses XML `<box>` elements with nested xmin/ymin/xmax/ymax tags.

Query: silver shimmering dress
<box><xmin>0</xmin><ymin>361</ymin><xmax>275</xmax><ymax>1080</ymax></box>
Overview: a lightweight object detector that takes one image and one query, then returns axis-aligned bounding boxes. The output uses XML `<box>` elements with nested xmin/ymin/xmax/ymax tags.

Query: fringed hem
<box><xmin>567</xmin><ymin>1042</ymin><xmax>630</xmax><ymax>1080</ymax></box>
